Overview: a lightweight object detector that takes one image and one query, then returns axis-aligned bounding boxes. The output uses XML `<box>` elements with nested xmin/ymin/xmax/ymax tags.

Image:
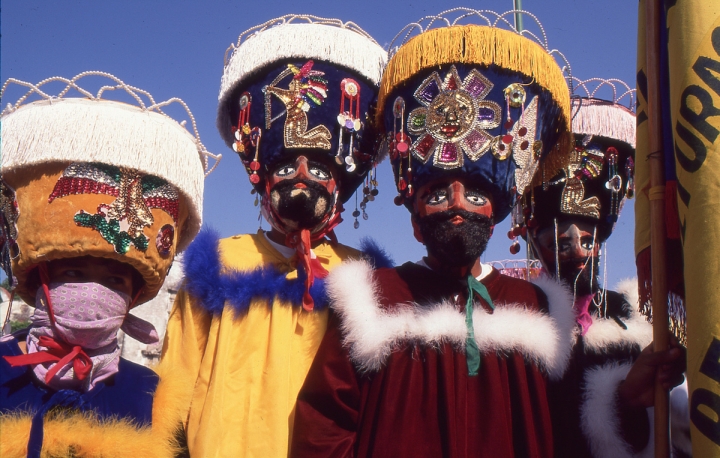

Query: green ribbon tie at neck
<box><xmin>465</xmin><ymin>275</ymin><xmax>494</xmax><ymax>376</ymax></box>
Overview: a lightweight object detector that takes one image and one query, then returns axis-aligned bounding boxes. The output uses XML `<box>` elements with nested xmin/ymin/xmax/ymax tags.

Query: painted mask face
<box><xmin>267</xmin><ymin>155</ymin><xmax>338</xmax><ymax>231</ymax></box>
<box><xmin>412</xmin><ymin>178</ymin><xmax>494</xmax><ymax>268</ymax></box>
<box><xmin>534</xmin><ymin>220</ymin><xmax>600</xmax><ymax>293</ymax></box>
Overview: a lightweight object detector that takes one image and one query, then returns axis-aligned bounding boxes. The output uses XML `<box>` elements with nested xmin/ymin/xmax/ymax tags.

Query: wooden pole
<box><xmin>643</xmin><ymin>0</ymin><xmax>671</xmax><ymax>456</ymax></box>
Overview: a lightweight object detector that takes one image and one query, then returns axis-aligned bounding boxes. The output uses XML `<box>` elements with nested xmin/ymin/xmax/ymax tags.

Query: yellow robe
<box><xmin>161</xmin><ymin>230</ymin><xmax>359</xmax><ymax>457</ymax></box>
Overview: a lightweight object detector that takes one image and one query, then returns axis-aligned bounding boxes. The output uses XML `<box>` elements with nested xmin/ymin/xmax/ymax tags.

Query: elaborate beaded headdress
<box><xmin>0</xmin><ymin>71</ymin><xmax>219</xmax><ymax>304</ymax></box>
<box><xmin>377</xmin><ymin>8</ymin><xmax>572</xmax><ymax>223</ymax></box>
<box><xmin>216</xmin><ymin>15</ymin><xmax>387</xmax><ymax>211</ymax></box>
<box><xmin>515</xmin><ymin>77</ymin><xmax>636</xmax><ymax>244</ymax></box>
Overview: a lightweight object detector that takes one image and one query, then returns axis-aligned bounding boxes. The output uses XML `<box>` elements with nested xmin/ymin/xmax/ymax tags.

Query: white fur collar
<box><xmin>583</xmin><ymin>278</ymin><xmax>652</xmax><ymax>354</ymax></box>
<box><xmin>326</xmin><ymin>260</ymin><xmax>575</xmax><ymax>379</ymax></box>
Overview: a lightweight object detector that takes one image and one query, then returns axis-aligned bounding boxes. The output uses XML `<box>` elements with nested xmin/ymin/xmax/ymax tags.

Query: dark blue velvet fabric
<box><xmin>222</xmin><ymin>59</ymin><xmax>379</xmax><ymax>203</ymax></box>
<box><xmin>0</xmin><ymin>331</ymin><xmax>158</xmax><ymax>457</ymax></box>
<box><xmin>383</xmin><ymin>63</ymin><xmax>566</xmax><ymax>223</ymax></box>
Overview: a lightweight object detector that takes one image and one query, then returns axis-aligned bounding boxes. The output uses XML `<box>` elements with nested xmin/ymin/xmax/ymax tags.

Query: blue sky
<box><xmin>1</xmin><ymin>0</ymin><xmax>639</xmax><ymax>287</ymax></box>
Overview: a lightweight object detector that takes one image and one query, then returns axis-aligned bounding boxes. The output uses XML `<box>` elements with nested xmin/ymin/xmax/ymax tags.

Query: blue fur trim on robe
<box><xmin>359</xmin><ymin>237</ymin><xmax>394</xmax><ymax>269</ymax></box>
<box><xmin>182</xmin><ymin>228</ymin><xmax>329</xmax><ymax>315</ymax></box>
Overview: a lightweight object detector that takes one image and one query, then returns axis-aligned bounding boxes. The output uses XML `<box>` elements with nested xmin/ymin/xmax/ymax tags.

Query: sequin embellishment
<box><xmin>560</xmin><ymin>149</ymin><xmax>601</xmax><ymax>219</ymax></box>
<box><xmin>49</xmin><ymin>163</ymin><xmax>180</xmax><ymax>254</ymax></box>
<box><xmin>264</xmin><ymin>60</ymin><xmax>332</xmax><ymax>150</ymax></box>
<box><xmin>407</xmin><ymin>66</ymin><xmax>500</xmax><ymax>169</ymax></box>
<box><xmin>508</xmin><ymin>96</ymin><xmax>539</xmax><ymax>194</ymax></box>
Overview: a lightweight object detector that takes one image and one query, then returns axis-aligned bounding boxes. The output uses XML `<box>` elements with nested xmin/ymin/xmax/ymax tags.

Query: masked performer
<box><xmin>160</xmin><ymin>16</ymin><xmax>387</xmax><ymax>457</ymax></box>
<box><xmin>290</xmin><ymin>10</ymin><xmax>580</xmax><ymax>458</ymax></box>
<box><xmin>518</xmin><ymin>87</ymin><xmax>688</xmax><ymax>458</ymax></box>
<box><xmin>0</xmin><ymin>72</ymin><xmax>212</xmax><ymax>458</ymax></box>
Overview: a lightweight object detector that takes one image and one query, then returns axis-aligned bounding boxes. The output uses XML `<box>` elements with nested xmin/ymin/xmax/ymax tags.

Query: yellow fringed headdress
<box><xmin>378</xmin><ymin>9</ymin><xmax>572</xmax><ymax>223</ymax></box>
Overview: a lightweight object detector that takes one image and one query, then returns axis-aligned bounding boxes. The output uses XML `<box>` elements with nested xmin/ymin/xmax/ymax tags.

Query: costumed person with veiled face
<box><xmin>0</xmin><ymin>72</ymin><xmax>212</xmax><ymax>458</ymax></box>
<box><xmin>159</xmin><ymin>16</ymin><xmax>387</xmax><ymax>457</ymax></box>
<box><xmin>290</xmin><ymin>10</ymin><xmax>580</xmax><ymax>458</ymax></box>
<box><xmin>518</xmin><ymin>88</ymin><xmax>688</xmax><ymax>457</ymax></box>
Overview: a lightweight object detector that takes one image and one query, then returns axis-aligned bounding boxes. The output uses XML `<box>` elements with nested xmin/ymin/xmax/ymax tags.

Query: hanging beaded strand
<box><xmin>507</xmin><ymin>200</ymin><xmax>522</xmax><ymax>254</ymax></box>
<box><xmin>392</xmin><ymin>97</ymin><xmax>410</xmax><ymax>205</ymax></box>
<box><xmin>604</xmin><ymin>147</ymin><xmax>620</xmax><ymax>222</ymax></box>
<box><xmin>232</xmin><ymin>92</ymin><xmax>252</xmax><ymax>155</ymax></box>
<box><xmin>248</xmin><ymin>127</ymin><xmax>262</xmax><ymax>184</ymax></box>
<box><xmin>625</xmin><ymin>156</ymin><xmax>635</xmax><ymax>199</ymax></box>
<box><xmin>337</xmin><ymin>78</ymin><xmax>362</xmax><ymax>172</ymax></box>
<box><xmin>352</xmin><ymin>191</ymin><xmax>360</xmax><ymax>229</ymax></box>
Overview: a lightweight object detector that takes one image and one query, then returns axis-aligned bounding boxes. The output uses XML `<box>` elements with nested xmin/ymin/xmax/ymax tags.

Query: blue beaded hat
<box><xmin>217</xmin><ymin>15</ymin><xmax>387</xmax><ymax>204</ymax></box>
<box><xmin>377</xmin><ymin>9</ymin><xmax>572</xmax><ymax>223</ymax></box>
<box><xmin>520</xmin><ymin>78</ymin><xmax>636</xmax><ymax>243</ymax></box>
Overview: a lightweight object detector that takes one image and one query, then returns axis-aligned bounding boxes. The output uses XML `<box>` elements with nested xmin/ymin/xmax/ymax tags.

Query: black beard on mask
<box><xmin>416</xmin><ymin>210</ymin><xmax>493</xmax><ymax>268</ymax></box>
<box><xmin>558</xmin><ymin>256</ymin><xmax>600</xmax><ymax>296</ymax></box>
<box><xmin>269</xmin><ymin>178</ymin><xmax>335</xmax><ymax>231</ymax></box>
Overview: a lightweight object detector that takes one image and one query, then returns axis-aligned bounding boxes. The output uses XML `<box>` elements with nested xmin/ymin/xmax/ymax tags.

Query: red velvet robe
<box><xmin>291</xmin><ymin>260</ymin><xmax>574</xmax><ymax>458</ymax></box>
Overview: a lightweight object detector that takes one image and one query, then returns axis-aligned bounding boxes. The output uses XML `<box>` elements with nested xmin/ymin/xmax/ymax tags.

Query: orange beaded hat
<box><xmin>0</xmin><ymin>72</ymin><xmax>220</xmax><ymax>304</ymax></box>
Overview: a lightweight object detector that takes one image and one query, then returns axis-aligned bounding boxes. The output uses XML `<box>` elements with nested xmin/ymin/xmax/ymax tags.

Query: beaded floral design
<box><xmin>264</xmin><ymin>60</ymin><xmax>332</xmax><ymax>150</ymax></box>
<box><xmin>49</xmin><ymin>163</ymin><xmax>179</xmax><ymax>254</ymax></box>
<box><xmin>406</xmin><ymin>66</ymin><xmax>501</xmax><ymax>169</ymax></box>
<box><xmin>0</xmin><ymin>180</ymin><xmax>20</xmax><ymax>282</ymax></box>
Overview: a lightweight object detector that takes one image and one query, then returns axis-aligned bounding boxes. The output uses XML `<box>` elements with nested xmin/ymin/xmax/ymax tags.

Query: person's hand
<box><xmin>617</xmin><ymin>338</ymin><xmax>686</xmax><ymax>408</ymax></box>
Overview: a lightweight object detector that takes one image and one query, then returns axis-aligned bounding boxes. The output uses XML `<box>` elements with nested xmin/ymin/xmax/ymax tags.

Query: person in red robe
<box><xmin>290</xmin><ymin>10</ymin><xmax>579</xmax><ymax>457</ymax></box>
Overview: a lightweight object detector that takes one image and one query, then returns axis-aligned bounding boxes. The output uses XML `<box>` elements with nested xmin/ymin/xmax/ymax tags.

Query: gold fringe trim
<box><xmin>378</xmin><ymin>25</ymin><xmax>571</xmax><ymax>175</ymax></box>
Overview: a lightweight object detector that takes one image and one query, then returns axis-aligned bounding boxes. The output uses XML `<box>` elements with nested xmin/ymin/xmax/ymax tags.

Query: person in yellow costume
<box><xmin>161</xmin><ymin>15</ymin><xmax>388</xmax><ymax>457</ymax></box>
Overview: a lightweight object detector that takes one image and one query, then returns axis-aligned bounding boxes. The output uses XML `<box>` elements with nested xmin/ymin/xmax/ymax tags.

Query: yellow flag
<box><xmin>665</xmin><ymin>1</ymin><xmax>720</xmax><ymax>454</ymax></box>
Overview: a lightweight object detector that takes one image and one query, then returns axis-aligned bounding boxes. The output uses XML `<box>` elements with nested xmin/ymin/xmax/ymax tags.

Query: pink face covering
<box><xmin>25</xmin><ymin>282</ymin><xmax>158</xmax><ymax>391</ymax></box>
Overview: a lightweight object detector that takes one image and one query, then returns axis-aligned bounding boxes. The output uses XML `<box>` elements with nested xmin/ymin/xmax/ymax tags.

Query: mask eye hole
<box><xmin>464</xmin><ymin>191</ymin><xmax>487</xmax><ymax>206</ymax></box>
<box><xmin>308</xmin><ymin>164</ymin><xmax>330</xmax><ymax>180</ymax></box>
<box><xmin>580</xmin><ymin>237</ymin><xmax>595</xmax><ymax>251</ymax></box>
<box><xmin>275</xmin><ymin>165</ymin><xmax>296</xmax><ymax>177</ymax></box>
<box><xmin>426</xmin><ymin>189</ymin><xmax>448</xmax><ymax>205</ymax></box>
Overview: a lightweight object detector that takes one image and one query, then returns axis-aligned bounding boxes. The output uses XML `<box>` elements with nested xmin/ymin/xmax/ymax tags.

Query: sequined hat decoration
<box><xmin>515</xmin><ymin>78</ymin><xmax>636</xmax><ymax>245</ymax></box>
<box><xmin>377</xmin><ymin>8</ymin><xmax>572</xmax><ymax>223</ymax></box>
<box><xmin>217</xmin><ymin>15</ymin><xmax>387</xmax><ymax>206</ymax></box>
<box><xmin>0</xmin><ymin>72</ymin><xmax>220</xmax><ymax>304</ymax></box>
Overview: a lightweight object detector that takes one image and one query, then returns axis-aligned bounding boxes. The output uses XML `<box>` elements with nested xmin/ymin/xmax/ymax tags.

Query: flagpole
<box><xmin>513</xmin><ymin>0</ymin><xmax>523</xmax><ymax>32</ymax></box>
<box><xmin>643</xmin><ymin>0</ymin><xmax>671</xmax><ymax>456</ymax></box>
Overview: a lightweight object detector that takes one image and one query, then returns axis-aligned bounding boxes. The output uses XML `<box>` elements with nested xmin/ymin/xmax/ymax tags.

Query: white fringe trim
<box><xmin>327</xmin><ymin>260</ymin><xmax>574</xmax><ymax>376</ymax></box>
<box><xmin>1</xmin><ymin>98</ymin><xmax>204</xmax><ymax>250</ymax></box>
<box><xmin>581</xmin><ymin>362</ymin><xmax>654</xmax><ymax>458</ymax></box>
<box><xmin>571</xmin><ymin>99</ymin><xmax>636</xmax><ymax>148</ymax></box>
<box><xmin>219</xmin><ymin>23</ymin><xmax>387</xmax><ymax>101</ymax></box>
